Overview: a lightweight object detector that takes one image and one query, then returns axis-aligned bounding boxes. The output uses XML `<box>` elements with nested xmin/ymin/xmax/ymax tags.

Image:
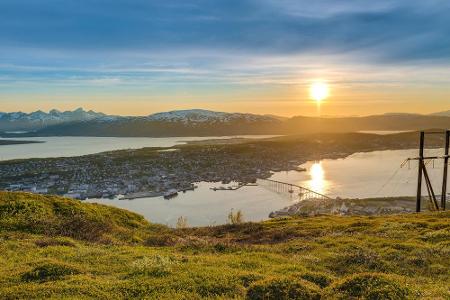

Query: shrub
<box><xmin>57</xmin><ymin>213</ymin><xmax>112</xmax><ymax>242</ymax></box>
<box><xmin>228</xmin><ymin>209</ymin><xmax>244</xmax><ymax>225</ymax></box>
<box><xmin>144</xmin><ymin>234</ymin><xmax>177</xmax><ymax>246</ymax></box>
<box><xmin>239</xmin><ymin>273</ymin><xmax>264</xmax><ymax>287</ymax></box>
<box><xmin>21</xmin><ymin>262</ymin><xmax>80</xmax><ymax>282</ymax></box>
<box><xmin>176</xmin><ymin>236</ymin><xmax>212</xmax><ymax>251</ymax></box>
<box><xmin>421</xmin><ymin>229</ymin><xmax>450</xmax><ymax>243</ymax></box>
<box><xmin>130</xmin><ymin>255</ymin><xmax>177</xmax><ymax>277</ymax></box>
<box><xmin>35</xmin><ymin>237</ymin><xmax>76</xmax><ymax>248</ymax></box>
<box><xmin>246</xmin><ymin>277</ymin><xmax>321</xmax><ymax>300</ymax></box>
<box><xmin>300</xmin><ymin>271</ymin><xmax>333</xmax><ymax>288</ymax></box>
<box><xmin>176</xmin><ymin>216</ymin><xmax>189</xmax><ymax>229</ymax></box>
<box><xmin>329</xmin><ymin>273</ymin><xmax>410</xmax><ymax>299</ymax></box>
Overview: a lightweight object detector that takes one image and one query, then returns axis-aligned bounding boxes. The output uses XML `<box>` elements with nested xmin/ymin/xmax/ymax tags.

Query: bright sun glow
<box><xmin>310</xmin><ymin>82</ymin><xmax>329</xmax><ymax>102</ymax></box>
<box><xmin>309</xmin><ymin>162</ymin><xmax>326</xmax><ymax>194</ymax></box>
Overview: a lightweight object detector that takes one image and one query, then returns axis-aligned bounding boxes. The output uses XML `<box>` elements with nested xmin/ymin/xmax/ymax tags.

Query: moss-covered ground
<box><xmin>0</xmin><ymin>191</ymin><xmax>449</xmax><ymax>299</ymax></box>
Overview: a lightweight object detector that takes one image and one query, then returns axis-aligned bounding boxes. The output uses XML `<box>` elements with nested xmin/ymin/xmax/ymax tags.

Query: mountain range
<box><xmin>0</xmin><ymin>108</ymin><xmax>107</xmax><ymax>132</ymax></box>
<box><xmin>1</xmin><ymin>108</ymin><xmax>449</xmax><ymax>137</ymax></box>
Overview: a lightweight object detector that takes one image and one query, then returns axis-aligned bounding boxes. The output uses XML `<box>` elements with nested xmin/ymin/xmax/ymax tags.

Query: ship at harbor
<box><xmin>163</xmin><ymin>189</ymin><xmax>179</xmax><ymax>199</ymax></box>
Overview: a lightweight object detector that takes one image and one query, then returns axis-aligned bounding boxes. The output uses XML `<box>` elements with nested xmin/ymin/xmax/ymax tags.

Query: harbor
<box><xmin>86</xmin><ymin>148</ymin><xmax>447</xmax><ymax>226</ymax></box>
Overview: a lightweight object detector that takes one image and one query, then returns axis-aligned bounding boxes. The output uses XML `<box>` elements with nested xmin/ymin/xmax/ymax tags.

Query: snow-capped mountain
<box><xmin>10</xmin><ymin>109</ymin><xmax>283</xmax><ymax>137</ymax></box>
<box><xmin>0</xmin><ymin>108</ymin><xmax>282</xmax><ymax>133</ymax></box>
<box><xmin>0</xmin><ymin>108</ymin><xmax>110</xmax><ymax>131</ymax></box>
<box><xmin>2</xmin><ymin>108</ymin><xmax>449</xmax><ymax>137</ymax></box>
<box><xmin>146</xmin><ymin>109</ymin><xmax>278</xmax><ymax>123</ymax></box>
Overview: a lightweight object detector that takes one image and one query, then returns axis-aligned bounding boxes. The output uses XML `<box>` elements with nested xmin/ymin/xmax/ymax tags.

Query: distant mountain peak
<box><xmin>382</xmin><ymin>112</ymin><xmax>422</xmax><ymax>116</ymax></box>
<box><xmin>0</xmin><ymin>108</ymin><xmax>109</xmax><ymax>131</ymax></box>
<box><xmin>146</xmin><ymin>109</ymin><xmax>281</xmax><ymax>123</ymax></box>
<box><xmin>430</xmin><ymin>110</ymin><xmax>450</xmax><ymax>117</ymax></box>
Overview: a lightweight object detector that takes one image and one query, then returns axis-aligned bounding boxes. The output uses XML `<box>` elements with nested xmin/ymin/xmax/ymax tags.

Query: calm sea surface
<box><xmin>87</xmin><ymin>148</ymin><xmax>447</xmax><ymax>227</ymax></box>
<box><xmin>0</xmin><ymin>135</ymin><xmax>277</xmax><ymax>161</ymax></box>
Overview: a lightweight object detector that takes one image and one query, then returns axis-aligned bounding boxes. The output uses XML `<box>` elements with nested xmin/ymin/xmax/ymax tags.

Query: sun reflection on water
<box><xmin>308</xmin><ymin>162</ymin><xmax>327</xmax><ymax>194</ymax></box>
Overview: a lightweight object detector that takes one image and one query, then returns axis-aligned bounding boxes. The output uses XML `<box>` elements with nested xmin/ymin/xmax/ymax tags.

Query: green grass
<box><xmin>0</xmin><ymin>191</ymin><xmax>449</xmax><ymax>299</ymax></box>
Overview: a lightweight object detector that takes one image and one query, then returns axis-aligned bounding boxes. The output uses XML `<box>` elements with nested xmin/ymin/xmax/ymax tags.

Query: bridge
<box><xmin>258</xmin><ymin>178</ymin><xmax>332</xmax><ymax>201</ymax></box>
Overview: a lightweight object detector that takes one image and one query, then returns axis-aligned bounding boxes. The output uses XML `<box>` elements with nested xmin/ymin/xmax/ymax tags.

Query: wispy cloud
<box><xmin>0</xmin><ymin>0</ymin><xmax>449</xmax><ymax>115</ymax></box>
<box><xmin>1</xmin><ymin>0</ymin><xmax>449</xmax><ymax>61</ymax></box>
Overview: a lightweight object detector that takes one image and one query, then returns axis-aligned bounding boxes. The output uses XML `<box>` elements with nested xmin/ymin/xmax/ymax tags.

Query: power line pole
<box><xmin>409</xmin><ymin>130</ymin><xmax>449</xmax><ymax>212</ymax></box>
<box><xmin>441</xmin><ymin>130</ymin><xmax>449</xmax><ymax>210</ymax></box>
<box><xmin>416</xmin><ymin>131</ymin><xmax>424</xmax><ymax>212</ymax></box>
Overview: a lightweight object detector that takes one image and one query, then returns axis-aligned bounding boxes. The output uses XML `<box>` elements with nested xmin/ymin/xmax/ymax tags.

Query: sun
<box><xmin>310</xmin><ymin>81</ymin><xmax>329</xmax><ymax>102</ymax></box>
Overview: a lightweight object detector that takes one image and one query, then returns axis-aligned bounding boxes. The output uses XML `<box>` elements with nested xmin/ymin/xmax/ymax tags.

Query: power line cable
<box><xmin>375</xmin><ymin>166</ymin><xmax>402</xmax><ymax>196</ymax></box>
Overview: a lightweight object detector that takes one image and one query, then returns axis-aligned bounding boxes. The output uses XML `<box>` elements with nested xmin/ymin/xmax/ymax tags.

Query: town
<box><xmin>0</xmin><ymin>132</ymin><xmax>444</xmax><ymax>200</ymax></box>
<box><xmin>1</xmin><ymin>142</ymin><xmax>295</xmax><ymax>200</ymax></box>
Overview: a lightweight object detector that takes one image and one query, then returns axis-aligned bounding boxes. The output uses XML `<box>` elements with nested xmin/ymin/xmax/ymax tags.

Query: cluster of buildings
<box><xmin>269</xmin><ymin>197</ymin><xmax>417</xmax><ymax>218</ymax></box>
<box><xmin>2</xmin><ymin>136</ymin><xmax>362</xmax><ymax>201</ymax></box>
<box><xmin>0</xmin><ymin>144</ymin><xmax>305</xmax><ymax>200</ymax></box>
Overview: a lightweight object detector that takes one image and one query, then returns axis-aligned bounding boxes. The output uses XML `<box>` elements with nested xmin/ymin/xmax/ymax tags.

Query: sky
<box><xmin>0</xmin><ymin>0</ymin><xmax>449</xmax><ymax>116</ymax></box>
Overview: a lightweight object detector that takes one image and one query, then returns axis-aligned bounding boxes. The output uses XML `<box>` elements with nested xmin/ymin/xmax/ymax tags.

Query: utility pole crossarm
<box><xmin>405</xmin><ymin>155</ymin><xmax>450</xmax><ymax>161</ymax></box>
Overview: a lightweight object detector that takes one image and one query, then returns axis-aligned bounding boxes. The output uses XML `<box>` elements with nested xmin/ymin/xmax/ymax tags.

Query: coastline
<box><xmin>0</xmin><ymin>140</ymin><xmax>44</xmax><ymax>146</ymax></box>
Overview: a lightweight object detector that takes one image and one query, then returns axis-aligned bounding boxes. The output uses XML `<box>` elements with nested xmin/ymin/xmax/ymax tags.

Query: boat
<box><xmin>163</xmin><ymin>189</ymin><xmax>178</xmax><ymax>199</ymax></box>
<box><xmin>181</xmin><ymin>185</ymin><xmax>196</xmax><ymax>193</ymax></box>
<box><xmin>295</xmin><ymin>167</ymin><xmax>307</xmax><ymax>172</ymax></box>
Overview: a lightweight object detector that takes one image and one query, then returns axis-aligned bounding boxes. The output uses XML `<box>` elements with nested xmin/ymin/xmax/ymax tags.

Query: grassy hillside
<box><xmin>0</xmin><ymin>192</ymin><xmax>449</xmax><ymax>299</ymax></box>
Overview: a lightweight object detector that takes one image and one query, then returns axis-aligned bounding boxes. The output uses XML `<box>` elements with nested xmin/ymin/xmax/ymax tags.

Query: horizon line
<box><xmin>1</xmin><ymin>107</ymin><xmax>448</xmax><ymax>118</ymax></box>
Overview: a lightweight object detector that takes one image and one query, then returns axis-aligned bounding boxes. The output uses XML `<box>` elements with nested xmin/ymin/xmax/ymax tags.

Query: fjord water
<box><xmin>87</xmin><ymin>148</ymin><xmax>446</xmax><ymax>227</ymax></box>
<box><xmin>88</xmin><ymin>182</ymin><xmax>293</xmax><ymax>227</ymax></box>
<box><xmin>0</xmin><ymin>135</ymin><xmax>277</xmax><ymax>161</ymax></box>
<box><xmin>270</xmin><ymin>148</ymin><xmax>445</xmax><ymax>199</ymax></box>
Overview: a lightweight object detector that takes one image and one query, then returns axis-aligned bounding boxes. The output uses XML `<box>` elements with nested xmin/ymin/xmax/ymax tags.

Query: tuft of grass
<box><xmin>21</xmin><ymin>261</ymin><xmax>81</xmax><ymax>282</ymax></box>
<box><xmin>299</xmin><ymin>271</ymin><xmax>334</xmax><ymax>288</ymax></box>
<box><xmin>328</xmin><ymin>245</ymin><xmax>389</xmax><ymax>274</ymax></box>
<box><xmin>246</xmin><ymin>277</ymin><xmax>321</xmax><ymax>300</ymax></box>
<box><xmin>239</xmin><ymin>273</ymin><xmax>265</xmax><ymax>288</ymax></box>
<box><xmin>327</xmin><ymin>272</ymin><xmax>410</xmax><ymax>299</ymax></box>
<box><xmin>420</xmin><ymin>228</ymin><xmax>450</xmax><ymax>243</ymax></box>
<box><xmin>130</xmin><ymin>254</ymin><xmax>178</xmax><ymax>277</ymax></box>
<box><xmin>34</xmin><ymin>237</ymin><xmax>77</xmax><ymax>248</ymax></box>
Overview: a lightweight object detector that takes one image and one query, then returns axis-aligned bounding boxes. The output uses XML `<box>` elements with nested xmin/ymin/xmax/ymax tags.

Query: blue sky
<box><xmin>0</xmin><ymin>0</ymin><xmax>449</xmax><ymax>116</ymax></box>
